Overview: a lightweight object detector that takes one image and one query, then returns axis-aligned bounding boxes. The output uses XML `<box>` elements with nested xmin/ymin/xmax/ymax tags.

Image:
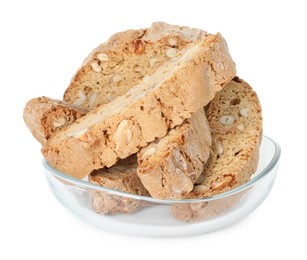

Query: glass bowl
<box><xmin>43</xmin><ymin>135</ymin><xmax>280</xmax><ymax>236</ymax></box>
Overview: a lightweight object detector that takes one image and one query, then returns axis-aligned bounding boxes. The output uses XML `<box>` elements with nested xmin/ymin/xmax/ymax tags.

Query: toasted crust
<box><xmin>137</xmin><ymin>108</ymin><xmax>212</xmax><ymax>199</ymax></box>
<box><xmin>42</xmin><ymin>32</ymin><xmax>236</xmax><ymax>179</ymax></box>
<box><xmin>23</xmin><ymin>97</ymin><xmax>86</xmax><ymax>145</ymax></box>
<box><xmin>172</xmin><ymin>77</ymin><xmax>262</xmax><ymax>221</ymax></box>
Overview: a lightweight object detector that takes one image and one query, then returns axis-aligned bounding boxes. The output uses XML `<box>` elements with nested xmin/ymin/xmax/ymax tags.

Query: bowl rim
<box><xmin>43</xmin><ymin>135</ymin><xmax>281</xmax><ymax>204</ymax></box>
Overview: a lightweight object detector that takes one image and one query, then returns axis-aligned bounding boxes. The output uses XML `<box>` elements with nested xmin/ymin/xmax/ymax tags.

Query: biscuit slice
<box><xmin>89</xmin><ymin>156</ymin><xmax>149</xmax><ymax>214</ymax></box>
<box><xmin>172</xmin><ymin>77</ymin><xmax>262</xmax><ymax>221</ymax></box>
<box><xmin>137</xmin><ymin>108</ymin><xmax>211</xmax><ymax>199</ymax></box>
<box><xmin>63</xmin><ymin>22</ymin><xmax>229</xmax><ymax>110</ymax></box>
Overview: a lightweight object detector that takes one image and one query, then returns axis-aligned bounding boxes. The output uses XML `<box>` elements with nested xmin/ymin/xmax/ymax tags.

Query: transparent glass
<box><xmin>44</xmin><ymin>135</ymin><xmax>280</xmax><ymax>236</ymax></box>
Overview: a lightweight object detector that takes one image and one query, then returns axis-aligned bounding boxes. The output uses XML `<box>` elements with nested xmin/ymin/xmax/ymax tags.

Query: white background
<box><xmin>0</xmin><ymin>0</ymin><xmax>306</xmax><ymax>259</ymax></box>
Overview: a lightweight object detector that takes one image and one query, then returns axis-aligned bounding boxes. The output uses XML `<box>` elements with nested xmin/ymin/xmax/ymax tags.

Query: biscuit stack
<box><xmin>24</xmin><ymin>22</ymin><xmax>262</xmax><ymax>220</ymax></box>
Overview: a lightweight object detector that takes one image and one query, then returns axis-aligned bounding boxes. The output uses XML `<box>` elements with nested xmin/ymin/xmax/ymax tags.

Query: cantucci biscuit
<box><xmin>172</xmin><ymin>77</ymin><xmax>262</xmax><ymax>221</ymax></box>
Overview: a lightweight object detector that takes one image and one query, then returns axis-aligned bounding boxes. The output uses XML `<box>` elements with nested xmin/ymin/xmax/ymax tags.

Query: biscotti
<box><xmin>172</xmin><ymin>77</ymin><xmax>262</xmax><ymax>221</ymax></box>
<box><xmin>188</xmin><ymin>77</ymin><xmax>262</xmax><ymax>198</ymax></box>
<box><xmin>23</xmin><ymin>22</ymin><xmax>225</xmax><ymax>146</ymax></box>
<box><xmin>23</xmin><ymin>97</ymin><xmax>86</xmax><ymax>145</ymax></box>
<box><xmin>63</xmin><ymin>22</ymin><xmax>214</xmax><ymax>110</ymax></box>
<box><xmin>137</xmin><ymin>108</ymin><xmax>212</xmax><ymax>199</ymax></box>
<box><xmin>89</xmin><ymin>156</ymin><xmax>149</xmax><ymax>214</ymax></box>
<box><xmin>42</xmin><ymin>32</ymin><xmax>236</xmax><ymax>179</ymax></box>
